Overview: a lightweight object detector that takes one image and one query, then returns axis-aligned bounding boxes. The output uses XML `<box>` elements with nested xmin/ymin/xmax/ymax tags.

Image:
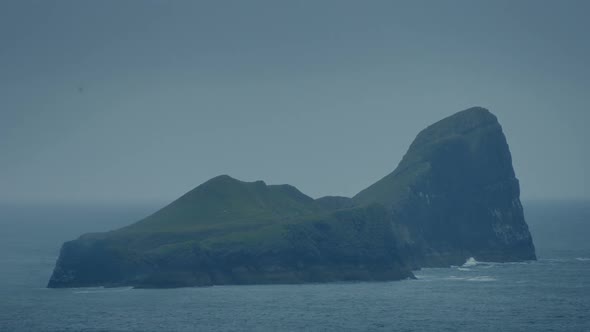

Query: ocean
<box><xmin>0</xmin><ymin>201</ymin><xmax>588</xmax><ymax>331</ymax></box>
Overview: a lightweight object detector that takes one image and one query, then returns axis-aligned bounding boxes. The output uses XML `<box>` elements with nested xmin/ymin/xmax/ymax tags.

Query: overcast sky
<box><xmin>1</xmin><ymin>0</ymin><xmax>588</xmax><ymax>204</ymax></box>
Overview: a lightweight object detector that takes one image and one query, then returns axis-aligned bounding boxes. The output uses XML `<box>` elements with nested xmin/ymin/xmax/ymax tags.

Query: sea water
<box><xmin>0</xmin><ymin>201</ymin><xmax>588</xmax><ymax>331</ymax></box>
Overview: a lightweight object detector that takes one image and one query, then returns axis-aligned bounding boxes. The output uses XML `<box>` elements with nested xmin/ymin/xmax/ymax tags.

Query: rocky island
<box><xmin>48</xmin><ymin>107</ymin><xmax>536</xmax><ymax>288</ymax></box>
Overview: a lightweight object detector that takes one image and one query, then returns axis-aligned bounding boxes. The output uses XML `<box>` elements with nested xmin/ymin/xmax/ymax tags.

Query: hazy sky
<box><xmin>1</xmin><ymin>0</ymin><xmax>588</xmax><ymax>204</ymax></box>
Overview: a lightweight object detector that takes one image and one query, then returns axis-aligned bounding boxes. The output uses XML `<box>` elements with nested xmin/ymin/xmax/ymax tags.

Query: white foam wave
<box><xmin>504</xmin><ymin>261</ymin><xmax>531</xmax><ymax>265</ymax></box>
<box><xmin>576</xmin><ymin>257</ymin><xmax>590</xmax><ymax>261</ymax></box>
<box><xmin>444</xmin><ymin>275</ymin><xmax>496</xmax><ymax>282</ymax></box>
<box><xmin>457</xmin><ymin>267</ymin><xmax>471</xmax><ymax>271</ymax></box>
<box><xmin>461</xmin><ymin>257</ymin><xmax>501</xmax><ymax>268</ymax></box>
<box><xmin>462</xmin><ymin>257</ymin><xmax>478</xmax><ymax>267</ymax></box>
<box><xmin>466</xmin><ymin>276</ymin><xmax>496</xmax><ymax>282</ymax></box>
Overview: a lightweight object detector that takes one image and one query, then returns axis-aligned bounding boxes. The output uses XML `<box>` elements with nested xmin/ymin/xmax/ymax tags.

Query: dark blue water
<box><xmin>1</xmin><ymin>201</ymin><xmax>589</xmax><ymax>331</ymax></box>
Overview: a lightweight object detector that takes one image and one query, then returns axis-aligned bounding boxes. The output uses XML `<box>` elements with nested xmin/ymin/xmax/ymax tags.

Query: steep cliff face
<box><xmin>354</xmin><ymin>107</ymin><xmax>536</xmax><ymax>266</ymax></box>
<box><xmin>48</xmin><ymin>107</ymin><xmax>535</xmax><ymax>288</ymax></box>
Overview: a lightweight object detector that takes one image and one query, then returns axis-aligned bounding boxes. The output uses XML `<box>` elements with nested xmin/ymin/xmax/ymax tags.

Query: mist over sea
<box><xmin>1</xmin><ymin>201</ymin><xmax>588</xmax><ymax>331</ymax></box>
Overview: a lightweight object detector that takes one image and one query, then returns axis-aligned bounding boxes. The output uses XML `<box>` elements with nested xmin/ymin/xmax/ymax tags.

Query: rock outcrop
<box><xmin>48</xmin><ymin>107</ymin><xmax>535</xmax><ymax>288</ymax></box>
<box><xmin>354</xmin><ymin>107</ymin><xmax>536</xmax><ymax>267</ymax></box>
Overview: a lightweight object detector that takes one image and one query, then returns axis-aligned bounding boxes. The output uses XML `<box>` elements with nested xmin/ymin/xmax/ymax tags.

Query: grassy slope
<box><xmin>353</xmin><ymin>107</ymin><xmax>500</xmax><ymax>207</ymax></box>
<box><xmin>124</xmin><ymin>175</ymin><xmax>321</xmax><ymax>231</ymax></box>
<box><xmin>84</xmin><ymin>174</ymin><xmax>335</xmax><ymax>255</ymax></box>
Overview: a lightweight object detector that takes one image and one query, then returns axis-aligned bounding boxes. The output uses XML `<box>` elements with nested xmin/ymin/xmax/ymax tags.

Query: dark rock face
<box><xmin>354</xmin><ymin>107</ymin><xmax>536</xmax><ymax>266</ymax></box>
<box><xmin>48</xmin><ymin>204</ymin><xmax>414</xmax><ymax>288</ymax></box>
<box><xmin>48</xmin><ymin>107</ymin><xmax>535</xmax><ymax>288</ymax></box>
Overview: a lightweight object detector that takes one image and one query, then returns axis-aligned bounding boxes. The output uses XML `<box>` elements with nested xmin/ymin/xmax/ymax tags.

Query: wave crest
<box><xmin>462</xmin><ymin>257</ymin><xmax>478</xmax><ymax>267</ymax></box>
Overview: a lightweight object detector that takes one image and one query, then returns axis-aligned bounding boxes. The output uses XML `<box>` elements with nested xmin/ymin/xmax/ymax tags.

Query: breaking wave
<box><xmin>466</xmin><ymin>276</ymin><xmax>496</xmax><ymax>282</ymax></box>
<box><xmin>462</xmin><ymin>257</ymin><xmax>479</xmax><ymax>267</ymax></box>
<box><xmin>444</xmin><ymin>275</ymin><xmax>496</xmax><ymax>282</ymax></box>
<box><xmin>461</xmin><ymin>257</ymin><xmax>499</xmax><ymax>268</ymax></box>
